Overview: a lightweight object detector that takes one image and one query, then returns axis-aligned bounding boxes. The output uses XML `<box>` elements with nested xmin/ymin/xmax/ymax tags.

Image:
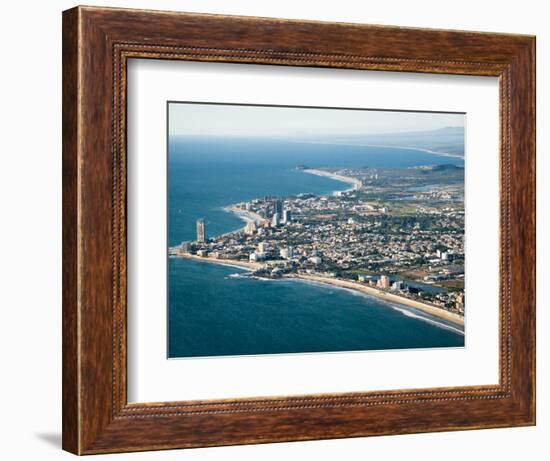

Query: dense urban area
<box><xmin>171</xmin><ymin>164</ymin><xmax>465</xmax><ymax>318</ymax></box>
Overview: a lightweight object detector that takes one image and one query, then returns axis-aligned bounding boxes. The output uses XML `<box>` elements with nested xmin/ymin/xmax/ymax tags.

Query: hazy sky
<box><xmin>168</xmin><ymin>102</ymin><xmax>464</xmax><ymax>138</ymax></box>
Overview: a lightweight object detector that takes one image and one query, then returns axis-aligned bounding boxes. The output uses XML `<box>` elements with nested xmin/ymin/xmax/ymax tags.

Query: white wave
<box><xmin>389</xmin><ymin>305</ymin><xmax>464</xmax><ymax>335</ymax></box>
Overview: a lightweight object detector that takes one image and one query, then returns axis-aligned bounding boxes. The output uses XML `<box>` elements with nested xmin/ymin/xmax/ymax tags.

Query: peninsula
<box><xmin>170</xmin><ymin>164</ymin><xmax>465</xmax><ymax>328</ymax></box>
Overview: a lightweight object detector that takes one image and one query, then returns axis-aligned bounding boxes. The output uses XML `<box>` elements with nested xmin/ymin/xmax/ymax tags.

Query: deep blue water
<box><xmin>168</xmin><ymin>136</ymin><xmax>465</xmax><ymax>358</ymax></box>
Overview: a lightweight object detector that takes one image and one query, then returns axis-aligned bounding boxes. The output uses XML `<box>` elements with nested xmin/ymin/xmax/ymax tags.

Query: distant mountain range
<box><xmin>313</xmin><ymin>126</ymin><xmax>465</xmax><ymax>157</ymax></box>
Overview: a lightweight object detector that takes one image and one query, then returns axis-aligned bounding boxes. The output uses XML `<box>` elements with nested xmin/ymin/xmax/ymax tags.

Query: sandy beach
<box><xmin>224</xmin><ymin>205</ymin><xmax>265</xmax><ymax>224</ymax></box>
<box><xmin>303</xmin><ymin>168</ymin><xmax>362</xmax><ymax>191</ymax></box>
<box><xmin>173</xmin><ymin>252</ymin><xmax>464</xmax><ymax>328</ymax></box>
<box><xmin>344</xmin><ymin>143</ymin><xmax>464</xmax><ymax>160</ymax></box>
<box><xmin>222</xmin><ymin>205</ymin><xmax>267</xmax><ymax>234</ymax></box>
<box><xmin>173</xmin><ymin>252</ymin><xmax>264</xmax><ymax>271</ymax></box>
<box><xmin>289</xmin><ymin>273</ymin><xmax>464</xmax><ymax>327</ymax></box>
<box><xmin>223</xmin><ymin>168</ymin><xmax>362</xmax><ymax>233</ymax></box>
<box><xmin>301</xmin><ymin>141</ymin><xmax>464</xmax><ymax>160</ymax></box>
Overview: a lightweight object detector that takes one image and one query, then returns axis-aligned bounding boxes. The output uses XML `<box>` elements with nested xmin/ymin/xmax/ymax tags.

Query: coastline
<box><xmin>172</xmin><ymin>254</ymin><xmax>464</xmax><ymax>329</ymax></box>
<box><xmin>220</xmin><ymin>205</ymin><xmax>265</xmax><ymax>235</ymax></box>
<box><xmin>172</xmin><ymin>252</ymin><xmax>264</xmax><ymax>271</ymax></box>
<box><xmin>223</xmin><ymin>205</ymin><xmax>265</xmax><ymax>224</ymax></box>
<box><xmin>302</xmin><ymin>168</ymin><xmax>362</xmax><ymax>191</ymax></box>
<box><xmin>291</xmin><ymin>273</ymin><xmax>464</xmax><ymax>327</ymax></box>
<box><xmin>172</xmin><ymin>161</ymin><xmax>464</xmax><ymax>331</ymax></box>
<box><xmin>221</xmin><ymin>167</ymin><xmax>361</xmax><ymax>233</ymax></box>
<box><xmin>357</xmin><ymin>144</ymin><xmax>464</xmax><ymax>160</ymax></box>
<box><xmin>300</xmin><ymin>141</ymin><xmax>464</xmax><ymax>160</ymax></box>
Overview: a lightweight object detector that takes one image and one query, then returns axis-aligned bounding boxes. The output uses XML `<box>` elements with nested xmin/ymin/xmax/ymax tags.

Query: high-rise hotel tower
<box><xmin>196</xmin><ymin>218</ymin><xmax>205</xmax><ymax>243</ymax></box>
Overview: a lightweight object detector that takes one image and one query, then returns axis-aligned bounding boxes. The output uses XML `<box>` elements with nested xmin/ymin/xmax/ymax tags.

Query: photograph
<box><xmin>168</xmin><ymin>102</ymin><xmax>466</xmax><ymax>358</ymax></box>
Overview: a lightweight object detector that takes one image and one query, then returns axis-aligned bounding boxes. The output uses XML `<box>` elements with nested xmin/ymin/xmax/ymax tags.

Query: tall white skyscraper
<box><xmin>196</xmin><ymin>218</ymin><xmax>205</xmax><ymax>243</ymax></box>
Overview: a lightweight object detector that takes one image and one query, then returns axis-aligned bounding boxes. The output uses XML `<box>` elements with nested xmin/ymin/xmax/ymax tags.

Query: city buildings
<box><xmin>173</xmin><ymin>165</ymin><xmax>465</xmax><ymax>316</ymax></box>
<box><xmin>274</xmin><ymin>199</ymin><xmax>283</xmax><ymax>217</ymax></box>
<box><xmin>377</xmin><ymin>275</ymin><xmax>391</xmax><ymax>289</ymax></box>
<box><xmin>282</xmin><ymin>209</ymin><xmax>292</xmax><ymax>224</ymax></box>
<box><xmin>244</xmin><ymin>221</ymin><xmax>257</xmax><ymax>235</ymax></box>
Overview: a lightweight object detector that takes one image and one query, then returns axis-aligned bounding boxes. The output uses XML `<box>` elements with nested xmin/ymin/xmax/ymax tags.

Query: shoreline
<box><xmin>300</xmin><ymin>141</ymin><xmax>464</xmax><ymax>160</ymax></box>
<box><xmin>220</xmin><ymin>205</ymin><xmax>265</xmax><ymax>236</ymax></box>
<box><xmin>221</xmin><ymin>167</ymin><xmax>362</xmax><ymax>234</ymax></box>
<box><xmin>172</xmin><ymin>254</ymin><xmax>464</xmax><ymax>329</ymax></box>
<box><xmin>172</xmin><ymin>163</ymin><xmax>464</xmax><ymax>330</ymax></box>
<box><xmin>172</xmin><ymin>252</ymin><xmax>264</xmax><ymax>271</ymax></box>
<box><xmin>302</xmin><ymin>168</ymin><xmax>362</xmax><ymax>192</ymax></box>
<box><xmin>223</xmin><ymin>205</ymin><xmax>265</xmax><ymax>224</ymax></box>
<box><xmin>291</xmin><ymin>273</ymin><xmax>464</xmax><ymax>327</ymax></box>
<box><xmin>352</xmin><ymin>143</ymin><xmax>464</xmax><ymax>160</ymax></box>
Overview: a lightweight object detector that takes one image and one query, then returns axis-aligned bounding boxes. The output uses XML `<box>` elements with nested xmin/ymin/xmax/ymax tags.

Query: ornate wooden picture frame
<box><xmin>62</xmin><ymin>5</ymin><xmax>535</xmax><ymax>455</ymax></box>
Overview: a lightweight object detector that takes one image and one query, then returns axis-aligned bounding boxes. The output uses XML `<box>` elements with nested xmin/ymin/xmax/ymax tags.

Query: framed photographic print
<box><xmin>62</xmin><ymin>6</ymin><xmax>535</xmax><ymax>455</ymax></box>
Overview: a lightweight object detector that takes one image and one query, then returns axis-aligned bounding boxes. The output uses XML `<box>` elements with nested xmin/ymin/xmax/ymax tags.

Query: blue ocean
<box><xmin>168</xmin><ymin>136</ymin><xmax>465</xmax><ymax>358</ymax></box>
